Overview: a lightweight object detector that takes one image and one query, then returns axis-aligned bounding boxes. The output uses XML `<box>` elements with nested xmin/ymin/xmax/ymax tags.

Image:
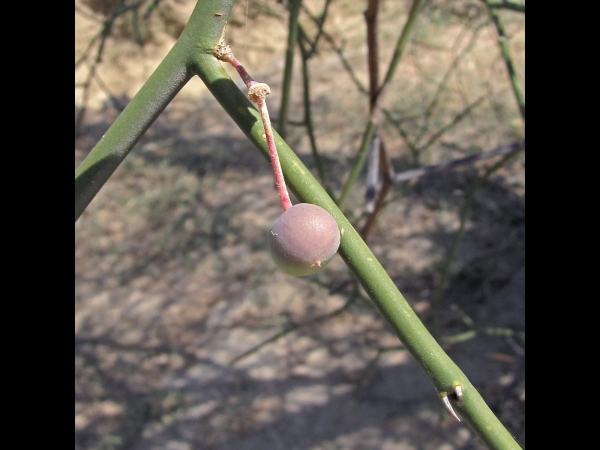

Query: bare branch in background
<box><xmin>394</xmin><ymin>139</ymin><xmax>524</xmax><ymax>183</ymax></box>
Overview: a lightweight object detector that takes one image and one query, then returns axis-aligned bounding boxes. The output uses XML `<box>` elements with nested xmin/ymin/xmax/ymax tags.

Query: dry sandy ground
<box><xmin>76</xmin><ymin>1</ymin><xmax>525</xmax><ymax>449</ymax></box>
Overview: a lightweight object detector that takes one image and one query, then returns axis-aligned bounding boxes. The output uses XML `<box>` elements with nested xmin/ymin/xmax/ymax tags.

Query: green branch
<box><xmin>298</xmin><ymin>31</ymin><xmax>331</xmax><ymax>195</ymax></box>
<box><xmin>190</xmin><ymin>36</ymin><xmax>521</xmax><ymax>450</ymax></box>
<box><xmin>432</xmin><ymin>143</ymin><xmax>525</xmax><ymax>338</ymax></box>
<box><xmin>484</xmin><ymin>0</ymin><xmax>525</xmax><ymax>121</ymax></box>
<box><xmin>486</xmin><ymin>1</ymin><xmax>525</xmax><ymax>13</ymax></box>
<box><xmin>75</xmin><ymin>0</ymin><xmax>232</xmax><ymax>221</ymax></box>
<box><xmin>337</xmin><ymin>0</ymin><xmax>424</xmax><ymax>211</ymax></box>
<box><xmin>299</xmin><ymin>0</ymin><xmax>332</xmax><ymax>56</ymax></box>
<box><xmin>231</xmin><ymin>292</ymin><xmax>357</xmax><ymax>365</ymax></box>
<box><xmin>76</xmin><ymin>1</ymin><xmax>522</xmax><ymax>446</ymax></box>
<box><xmin>278</xmin><ymin>0</ymin><xmax>303</xmax><ymax>139</ymax></box>
<box><xmin>416</xmin><ymin>96</ymin><xmax>485</xmax><ymax>154</ymax></box>
<box><xmin>415</xmin><ymin>24</ymin><xmax>485</xmax><ymax>145</ymax></box>
<box><xmin>337</xmin><ymin>121</ymin><xmax>376</xmax><ymax>209</ymax></box>
<box><xmin>378</xmin><ymin>0</ymin><xmax>425</xmax><ymax>99</ymax></box>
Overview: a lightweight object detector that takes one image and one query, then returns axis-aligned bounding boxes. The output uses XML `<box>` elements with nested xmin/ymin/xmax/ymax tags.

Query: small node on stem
<box><xmin>213</xmin><ymin>38</ymin><xmax>232</xmax><ymax>62</ymax></box>
<box><xmin>248</xmin><ymin>83</ymin><xmax>271</xmax><ymax>103</ymax></box>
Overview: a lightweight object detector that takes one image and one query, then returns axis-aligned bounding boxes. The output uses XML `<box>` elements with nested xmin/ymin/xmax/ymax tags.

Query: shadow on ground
<box><xmin>76</xmin><ymin>93</ymin><xmax>524</xmax><ymax>450</ymax></box>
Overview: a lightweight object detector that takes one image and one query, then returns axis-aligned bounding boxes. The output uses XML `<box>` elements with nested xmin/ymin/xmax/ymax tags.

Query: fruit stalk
<box><xmin>217</xmin><ymin>48</ymin><xmax>293</xmax><ymax>211</ymax></box>
<box><xmin>256</xmin><ymin>94</ymin><xmax>292</xmax><ymax>211</ymax></box>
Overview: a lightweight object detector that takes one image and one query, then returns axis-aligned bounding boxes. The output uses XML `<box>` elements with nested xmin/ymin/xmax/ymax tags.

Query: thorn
<box><xmin>440</xmin><ymin>392</ymin><xmax>461</xmax><ymax>422</ymax></box>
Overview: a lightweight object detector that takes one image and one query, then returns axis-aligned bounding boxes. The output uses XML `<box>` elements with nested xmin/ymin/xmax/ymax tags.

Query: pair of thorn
<box><xmin>440</xmin><ymin>382</ymin><xmax>463</xmax><ymax>421</ymax></box>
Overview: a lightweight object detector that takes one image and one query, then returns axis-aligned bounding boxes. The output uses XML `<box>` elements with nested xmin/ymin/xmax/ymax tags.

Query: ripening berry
<box><xmin>269</xmin><ymin>203</ymin><xmax>341</xmax><ymax>276</ymax></box>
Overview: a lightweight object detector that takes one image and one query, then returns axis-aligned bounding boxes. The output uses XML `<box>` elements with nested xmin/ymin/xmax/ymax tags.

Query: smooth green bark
<box><xmin>75</xmin><ymin>0</ymin><xmax>232</xmax><ymax>221</ymax></box>
<box><xmin>278</xmin><ymin>0</ymin><xmax>303</xmax><ymax>139</ymax></box>
<box><xmin>337</xmin><ymin>0</ymin><xmax>424</xmax><ymax>210</ymax></box>
<box><xmin>189</xmin><ymin>51</ymin><xmax>520</xmax><ymax>450</ymax></box>
<box><xmin>484</xmin><ymin>0</ymin><xmax>525</xmax><ymax>121</ymax></box>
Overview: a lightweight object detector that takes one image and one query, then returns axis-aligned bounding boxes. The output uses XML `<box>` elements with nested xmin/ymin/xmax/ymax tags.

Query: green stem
<box><xmin>75</xmin><ymin>54</ymin><xmax>190</xmax><ymax>221</ymax></box>
<box><xmin>486</xmin><ymin>0</ymin><xmax>525</xmax><ymax>13</ymax></box>
<box><xmin>416</xmin><ymin>24</ymin><xmax>484</xmax><ymax>145</ymax></box>
<box><xmin>231</xmin><ymin>293</ymin><xmax>356</xmax><ymax>365</ymax></box>
<box><xmin>299</xmin><ymin>0</ymin><xmax>331</xmax><ymax>55</ymax></box>
<box><xmin>75</xmin><ymin>0</ymin><xmax>232</xmax><ymax>221</ymax></box>
<box><xmin>378</xmin><ymin>0</ymin><xmax>424</xmax><ymax>101</ymax></box>
<box><xmin>298</xmin><ymin>34</ymin><xmax>331</xmax><ymax>195</ymax></box>
<box><xmin>484</xmin><ymin>0</ymin><xmax>525</xmax><ymax>121</ymax></box>
<box><xmin>278</xmin><ymin>0</ymin><xmax>303</xmax><ymax>139</ymax></box>
<box><xmin>432</xmin><ymin>145</ymin><xmax>524</xmax><ymax>338</ymax></box>
<box><xmin>76</xmin><ymin>2</ymin><xmax>522</xmax><ymax>446</ymax></box>
<box><xmin>337</xmin><ymin>121</ymin><xmax>376</xmax><ymax>209</ymax></box>
<box><xmin>190</xmin><ymin>46</ymin><xmax>521</xmax><ymax>450</ymax></box>
<box><xmin>416</xmin><ymin>96</ymin><xmax>485</xmax><ymax>154</ymax></box>
<box><xmin>337</xmin><ymin>0</ymin><xmax>424</xmax><ymax>212</ymax></box>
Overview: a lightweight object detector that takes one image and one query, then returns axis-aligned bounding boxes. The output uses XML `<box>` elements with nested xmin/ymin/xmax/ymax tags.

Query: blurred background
<box><xmin>75</xmin><ymin>1</ymin><xmax>525</xmax><ymax>449</ymax></box>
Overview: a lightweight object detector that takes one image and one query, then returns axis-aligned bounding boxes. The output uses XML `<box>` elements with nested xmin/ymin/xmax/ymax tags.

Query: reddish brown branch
<box><xmin>365</xmin><ymin>0</ymin><xmax>380</xmax><ymax>112</ymax></box>
<box><xmin>361</xmin><ymin>139</ymin><xmax>394</xmax><ymax>242</ymax></box>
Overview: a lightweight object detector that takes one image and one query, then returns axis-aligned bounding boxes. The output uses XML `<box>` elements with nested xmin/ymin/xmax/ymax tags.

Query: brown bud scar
<box><xmin>213</xmin><ymin>40</ymin><xmax>232</xmax><ymax>60</ymax></box>
<box><xmin>248</xmin><ymin>83</ymin><xmax>271</xmax><ymax>103</ymax></box>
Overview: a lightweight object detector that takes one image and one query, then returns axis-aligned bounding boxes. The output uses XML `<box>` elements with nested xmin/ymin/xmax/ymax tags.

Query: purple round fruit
<box><xmin>269</xmin><ymin>203</ymin><xmax>340</xmax><ymax>276</ymax></box>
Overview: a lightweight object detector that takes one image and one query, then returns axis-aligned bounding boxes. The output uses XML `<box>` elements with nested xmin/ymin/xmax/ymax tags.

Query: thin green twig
<box><xmin>354</xmin><ymin>345</ymin><xmax>405</xmax><ymax>396</ymax></box>
<box><xmin>299</xmin><ymin>0</ymin><xmax>331</xmax><ymax>56</ymax></box>
<box><xmin>377</xmin><ymin>0</ymin><xmax>425</xmax><ymax>102</ymax></box>
<box><xmin>337</xmin><ymin>121</ymin><xmax>376</xmax><ymax>209</ymax></box>
<box><xmin>431</xmin><ymin>143</ymin><xmax>524</xmax><ymax>338</ymax></box>
<box><xmin>75</xmin><ymin>0</ymin><xmax>231</xmax><ymax>220</ymax></box>
<box><xmin>415</xmin><ymin>23</ymin><xmax>485</xmax><ymax>145</ymax></box>
<box><xmin>298</xmin><ymin>33</ymin><xmax>332</xmax><ymax>196</ymax></box>
<box><xmin>337</xmin><ymin>0</ymin><xmax>424</xmax><ymax>210</ymax></box>
<box><xmin>304</xmin><ymin>6</ymin><xmax>420</xmax><ymax>160</ymax></box>
<box><xmin>76</xmin><ymin>3</ymin><xmax>523</xmax><ymax>446</ymax></box>
<box><xmin>192</xmin><ymin>48</ymin><xmax>522</xmax><ymax>448</ymax></box>
<box><xmin>230</xmin><ymin>292</ymin><xmax>357</xmax><ymax>365</ymax></box>
<box><xmin>416</xmin><ymin>96</ymin><xmax>485</xmax><ymax>154</ymax></box>
<box><xmin>365</xmin><ymin>0</ymin><xmax>381</xmax><ymax>112</ymax></box>
<box><xmin>441</xmin><ymin>304</ymin><xmax>525</xmax><ymax>345</ymax></box>
<box><xmin>278</xmin><ymin>0</ymin><xmax>303</xmax><ymax>139</ymax></box>
<box><xmin>486</xmin><ymin>0</ymin><xmax>525</xmax><ymax>13</ymax></box>
<box><xmin>483</xmin><ymin>0</ymin><xmax>525</xmax><ymax>121</ymax></box>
